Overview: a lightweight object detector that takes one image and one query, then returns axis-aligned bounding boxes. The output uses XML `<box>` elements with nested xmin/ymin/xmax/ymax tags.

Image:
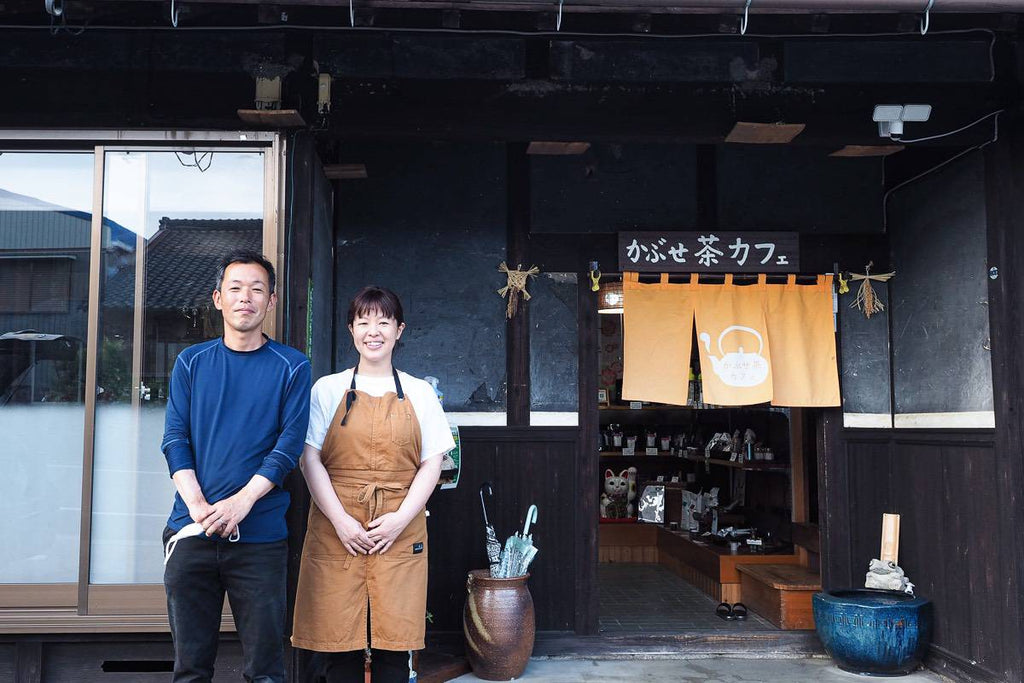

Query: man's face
<box><xmin>212</xmin><ymin>262</ymin><xmax>276</xmax><ymax>334</ymax></box>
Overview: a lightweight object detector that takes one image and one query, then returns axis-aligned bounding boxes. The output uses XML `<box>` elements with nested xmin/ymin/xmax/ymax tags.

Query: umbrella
<box><xmin>496</xmin><ymin>504</ymin><xmax>539</xmax><ymax>578</ymax></box>
<box><xmin>479</xmin><ymin>482</ymin><xmax>502</xmax><ymax>577</ymax></box>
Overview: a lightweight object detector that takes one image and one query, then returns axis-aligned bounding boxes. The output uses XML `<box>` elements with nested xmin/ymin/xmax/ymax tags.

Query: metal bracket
<box><xmin>740</xmin><ymin>0</ymin><xmax>752</xmax><ymax>36</ymax></box>
<box><xmin>920</xmin><ymin>0</ymin><xmax>934</xmax><ymax>35</ymax></box>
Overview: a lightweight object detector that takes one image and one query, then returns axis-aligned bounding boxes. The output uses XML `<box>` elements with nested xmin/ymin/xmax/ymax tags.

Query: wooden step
<box><xmin>736</xmin><ymin>564</ymin><xmax>821</xmax><ymax>630</ymax></box>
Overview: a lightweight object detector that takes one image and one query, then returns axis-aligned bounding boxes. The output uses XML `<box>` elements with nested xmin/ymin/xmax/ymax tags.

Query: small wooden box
<box><xmin>736</xmin><ymin>564</ymin><xmax>821</xmax><ymax>630</ymax></box>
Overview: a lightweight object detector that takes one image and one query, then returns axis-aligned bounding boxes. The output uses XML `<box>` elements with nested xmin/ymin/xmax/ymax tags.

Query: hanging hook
<box><xmin>479</xmin><ymin>482</ymin><xmax>493</xmax><ymax>527</ymax></box>
<box><xmin>556</xmin><ymin>0</ymin><xmax>564</xmax><ymax>31</ymax></box>
<box><xmin>522</xmin><ymin>504</ymin><xmax>538</xmax><ymax>536</ymax></box>
<box><xmin>740</xmin><ymin>0</ymin><xmax>752</xmax><ymax>36</ymax></box>
<box><xmin>920</xmin><ymin>0</ymin><xmax>934</xmax><ymax>36</ymax></box>
<box><xmin>349</xmin><ymin>0</ymin><xmax>355</xmax><ymax>27</ymax></box>
<box><xmin>44</xmin><ymin>0</ymin><xmax>63</xmax><ymax>17</ymax></box>
<box><xmin>170</xmin><ymin>0</ymin><xmax>179</xmax><ymax>27</ymax></box>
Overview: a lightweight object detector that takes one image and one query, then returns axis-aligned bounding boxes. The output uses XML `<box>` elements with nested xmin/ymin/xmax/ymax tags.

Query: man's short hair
<box><xmin>215</xmin><ymin>250</ymin><xmax>276</xmax><ymax>293</ymax></box>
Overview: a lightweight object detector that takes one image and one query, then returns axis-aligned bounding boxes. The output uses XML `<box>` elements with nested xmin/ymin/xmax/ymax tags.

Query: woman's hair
<box><xmin>346</xmin><ymin>286</ymin><xmax>405</xmax><ymax>326</ymax></box>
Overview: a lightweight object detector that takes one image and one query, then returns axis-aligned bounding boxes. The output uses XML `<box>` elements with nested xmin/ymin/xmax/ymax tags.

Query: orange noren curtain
<box><xmin>694</xmin><ymin>274</ymin><xmax>773</xmax><ymax>406</ymax></box>
<box><xmin>621</xmin><ymin>272</ymin><xmax>696</xmax><ymax>406</ymax></box>
<box><xmin>766</xmin><ymin>274</ymin><xmax>841</xmax><ymax>407</ymax></box>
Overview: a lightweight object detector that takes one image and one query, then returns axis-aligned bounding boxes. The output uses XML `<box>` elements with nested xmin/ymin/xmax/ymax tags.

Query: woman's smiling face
<box><xmin>349</xmin><ymin>308</ymin><xmax>405</xmax><ymax>366</ymax></box>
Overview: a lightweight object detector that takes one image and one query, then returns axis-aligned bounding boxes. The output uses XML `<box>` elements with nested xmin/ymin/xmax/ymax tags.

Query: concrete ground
<box><xmin>450</xmin><ymin>657</ymin><xmax>946</xmax><ymax>682</ymax></box>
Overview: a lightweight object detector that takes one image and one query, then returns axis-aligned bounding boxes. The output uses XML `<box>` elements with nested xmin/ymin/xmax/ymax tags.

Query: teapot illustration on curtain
<box><xmin>698</xmin><ymin>325</ymin><xmax>770</xmax><ymax>388</ymax></box>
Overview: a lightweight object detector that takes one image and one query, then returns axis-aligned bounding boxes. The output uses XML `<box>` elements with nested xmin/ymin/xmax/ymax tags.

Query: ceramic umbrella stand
<box><xmin>813</xmin><ymin>588</ymin><xmax>932</xmax><ymax>676</ymax></box>
<box><xmin>462</xmin><ymin>570</ymin><xmax>535</xmax><ymax>681</ymax></box>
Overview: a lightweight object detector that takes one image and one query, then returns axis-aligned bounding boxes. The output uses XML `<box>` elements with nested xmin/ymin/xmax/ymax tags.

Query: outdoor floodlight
<box><xmin>873</xmin><ymin>104</ymin><xmax>932</xmax><ymax>139</ymax></box>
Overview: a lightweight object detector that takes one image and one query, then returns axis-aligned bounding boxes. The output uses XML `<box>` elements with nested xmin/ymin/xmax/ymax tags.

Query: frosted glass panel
<box><xmin>0</xmin><ymin>152</ymin><xmax>93</xmax><ymax>583</ymax></box>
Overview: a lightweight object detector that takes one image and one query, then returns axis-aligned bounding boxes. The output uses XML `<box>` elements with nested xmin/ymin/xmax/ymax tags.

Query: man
<box><xmin>161</xmin><ymin>250</ymin><xmax>311</xmax><ymax>683</ymax></box>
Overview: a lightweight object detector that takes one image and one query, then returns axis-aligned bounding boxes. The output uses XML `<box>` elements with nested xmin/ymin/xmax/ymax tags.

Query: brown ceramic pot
<box><xmin>462</xmin><ymin>569</ymin><xmax>535</xmax><ymax>681</ymax></box>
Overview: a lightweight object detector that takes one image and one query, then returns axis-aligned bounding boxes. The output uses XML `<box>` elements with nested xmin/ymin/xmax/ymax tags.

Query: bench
<box><xmin>736</xmin><ymin>563</ymin><xmax>821</xmax><ymax>630</ymax></box>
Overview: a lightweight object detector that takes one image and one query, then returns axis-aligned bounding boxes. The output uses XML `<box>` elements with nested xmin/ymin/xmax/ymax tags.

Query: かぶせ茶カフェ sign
<box><xmin>618</xmin><ymin>231</ymin><xmax>799</xmax><ymax>273</ymax></box>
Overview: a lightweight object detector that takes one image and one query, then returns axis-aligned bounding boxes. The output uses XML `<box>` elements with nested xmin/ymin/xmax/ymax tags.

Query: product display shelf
<box><xmin>599</xmin><ymin>451</ymin><xmax>685</xmax><ymax>459</ymax></box>
<box><xmin>682</xmin><ymin>454</ymin><xmax>789</xmax><ymax>472</ymax></box>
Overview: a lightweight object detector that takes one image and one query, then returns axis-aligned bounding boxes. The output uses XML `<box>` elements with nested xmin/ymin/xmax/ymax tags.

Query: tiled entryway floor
<box><xmin>599</xmin><ymin>563</ymin><xmax>776</xmax><ymax>632</ymax></box>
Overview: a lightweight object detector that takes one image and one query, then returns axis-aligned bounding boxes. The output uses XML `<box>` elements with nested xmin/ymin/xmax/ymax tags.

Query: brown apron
<box><xmin>292</xmin><ymin>369</ymin><xmax>428</xmax><ymax>652</ymax></box>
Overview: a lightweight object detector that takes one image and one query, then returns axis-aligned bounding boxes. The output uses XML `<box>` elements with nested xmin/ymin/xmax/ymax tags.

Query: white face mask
<box><xmin>163</xmin><ymin>522</ymin><xmax>240</xmax><ymax>565</ymax></box>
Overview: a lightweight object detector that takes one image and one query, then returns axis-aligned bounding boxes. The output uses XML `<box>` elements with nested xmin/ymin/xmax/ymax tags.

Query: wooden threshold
<box><xmin>425</xmin><ymin>629</ymin><xmax>823</xmax><ymax>658</ymax></box>
<box><xmin>0</xmin><ymin>608</ymin><xmax>235</xmax><ymax>634</ymax></box>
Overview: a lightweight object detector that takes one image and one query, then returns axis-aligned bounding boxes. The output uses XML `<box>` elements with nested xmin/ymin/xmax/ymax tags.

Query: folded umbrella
<box><xmin>497</xmin><ymin>504</ymin><xmax>538</xmax><ymax>578</ymax></box>
<box><xmin>479</xmin><ymin>482</ymin><xmax>502</xmax><ymax>577</ymax></box>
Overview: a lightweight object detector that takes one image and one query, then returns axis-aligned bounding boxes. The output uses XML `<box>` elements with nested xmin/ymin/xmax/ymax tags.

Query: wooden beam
<box><xmin>95</xmin><ymin>0</ymin><xmax>1024</xmax><ymax>13</ymax></box>
<box><xmin>322</xmin><ymin>163</ymin><xmax>368</xmax><ymax>179</ymax></box>
<box><xmin>527</xmin><ymin>141</ymin><xmax>591</xmax><ymax>155</ymax></box>
<box><xmin>830</xmin><ymin>144</ymin><xmax>904</xmax><ymax>157</ymax></box>
<box><xmin>237</xmin><ymin>109</ymin><xmax>307</xmax><ymax>128</ymax></box>
<box><xmin>725</xmin><ymin>122</ymin><xmax>806</xmax><ymax>144</ymax></box>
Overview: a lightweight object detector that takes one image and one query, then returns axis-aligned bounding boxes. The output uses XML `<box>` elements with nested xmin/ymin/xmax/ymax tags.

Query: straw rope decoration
<box><xmin>849</xmin><ymin>261</ymin><xmax>895</xmax><ymax>319</ymax></box>
<box><xmin>497</xmin><ymin>261</ymin><xmax>540</xmax><ymax>319</ymax></box>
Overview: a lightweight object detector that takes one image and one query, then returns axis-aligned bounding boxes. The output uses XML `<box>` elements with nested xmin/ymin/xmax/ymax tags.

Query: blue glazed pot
<box><xmin>813</xmin><ymin>589</ymin><xmax>932</xmax><ymax>676</ymax></box>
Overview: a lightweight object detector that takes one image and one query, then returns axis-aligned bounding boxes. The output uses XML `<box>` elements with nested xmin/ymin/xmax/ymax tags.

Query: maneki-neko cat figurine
<box><xmin>601</xmin><ymin>467</ymin><xmax>638</xmax><ymax>519</ymax></box>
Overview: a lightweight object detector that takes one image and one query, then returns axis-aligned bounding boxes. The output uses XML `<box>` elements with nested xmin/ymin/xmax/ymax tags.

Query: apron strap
<box><xmin>341</xmin><ymin>363</ymin><xmax>405</xmax><ymax>426</ymax></box>
<box><xmin>340</xmin><ymin>363</ymin><xmax>360</xmax><ymax>426</ymax></box>
<box><xmin>393</xmin><ymin>366</ymin><xmax>405</xmax><ymax>401</ymax></box>
<box><xmin>358</xmin><ymin>481</ymin><xmax>408</xmax><ymax>521</ymax></box>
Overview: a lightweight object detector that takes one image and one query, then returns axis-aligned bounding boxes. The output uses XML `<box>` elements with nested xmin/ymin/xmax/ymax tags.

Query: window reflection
<box><xmin>91</xmin><ymin>151</ymin><xmax>265</xmax><ymax>584</ymax></box>
<box><xmin>0</xmin><ymin>152</ymin><xmax>93</xmax><ymax>583</ymax></box>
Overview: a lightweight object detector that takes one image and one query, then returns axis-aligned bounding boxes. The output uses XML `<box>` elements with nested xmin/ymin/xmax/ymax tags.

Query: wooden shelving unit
<box><xmin>682</xmin><ymin>454</ymin><xmax>788</xmax><ymax>472</ymax></box>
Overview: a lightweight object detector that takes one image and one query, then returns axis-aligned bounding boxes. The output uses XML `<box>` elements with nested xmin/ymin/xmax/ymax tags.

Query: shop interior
<box><xmin>595</xmin><ymin>274</ymin><xmax>822</xmax><ymax>634</ymax></box>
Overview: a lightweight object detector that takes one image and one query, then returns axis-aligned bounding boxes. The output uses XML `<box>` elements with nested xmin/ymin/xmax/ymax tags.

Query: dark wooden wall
<box><xmin>819</xmin><ymin>422</ymin><xmax>1007</xmax><ymax>682</ymax></box>
<box><xmin>819</xmin><ymin>118</ymin><xmax>1024</xmax><ymax>683</ymax></box>
<box><xmin>426</xmin><ymin>427</ymin><xmax>580</xmax><ymax>632</ymax></box>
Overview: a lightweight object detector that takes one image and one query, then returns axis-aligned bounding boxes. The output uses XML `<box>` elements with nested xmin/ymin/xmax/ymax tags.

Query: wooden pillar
<box><xmin>506</xmin><ymin>143</ymin><xmax>531</xmax><ymax>426</ymax></box>
<box><xmin>575</xmin><ymin>266</ymin><xmax>600</xmax><ymax>634</ymax></box>
<box><xmin>983</xmin><ymin>117</ymin><xmax>1024</xmax><ymax>683</ymax></box>
<box><xmin>15</xmin><ymin>641</ymin><xmax>42</xmax><ymax>683</ymax></box>
<box><xmin>696</xmin><ymin>144</ymin><xmax>718</xmax><ymax>229</ymax></box>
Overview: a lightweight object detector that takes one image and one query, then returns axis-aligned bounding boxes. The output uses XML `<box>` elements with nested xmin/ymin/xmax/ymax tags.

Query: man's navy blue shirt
<box><xmin>161</xmin><ymin>337</ymin><xmax>312</xmax><ymax>542</ymax></box>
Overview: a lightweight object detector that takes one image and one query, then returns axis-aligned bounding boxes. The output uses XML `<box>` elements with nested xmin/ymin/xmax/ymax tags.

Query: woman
<box><xmin>292</xmin><ymin>286</ymin><xmax>455</xmax><ymax>682</ymax></box>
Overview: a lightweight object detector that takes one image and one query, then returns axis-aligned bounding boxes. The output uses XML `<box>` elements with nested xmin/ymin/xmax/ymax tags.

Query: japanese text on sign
<box><xmin>618</xmin><ymin>231</ymin><xmax>799</xmax><ymax>273</ymax></box>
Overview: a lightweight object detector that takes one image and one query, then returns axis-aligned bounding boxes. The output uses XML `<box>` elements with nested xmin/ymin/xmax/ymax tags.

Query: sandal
<box><xmin>716</xmin><ymin>602</ymin><xmax>735</xmax><ymax>620</ymax></box>
<box><xmin>731</xmin><ymin>602</ymin><xmax>748</xmax><ymax>620</ymax></box>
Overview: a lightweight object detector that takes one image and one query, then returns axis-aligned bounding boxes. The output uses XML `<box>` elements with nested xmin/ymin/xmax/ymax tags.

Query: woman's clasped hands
<box><xmin>334</xmin><ymin>511</ymin><xmax>411</xmax><ymax>556</ymax></box>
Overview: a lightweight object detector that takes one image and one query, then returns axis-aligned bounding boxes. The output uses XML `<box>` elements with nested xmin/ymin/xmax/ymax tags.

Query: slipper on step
<box><xmin>731</xmin><ymin>602</ymin><xmax>748</xmax><ymax>620</ymax></box>
<box><xmin>716</xmin><ymin>602</ymin><xmax>735</xmax><ymax>620</ymax></box>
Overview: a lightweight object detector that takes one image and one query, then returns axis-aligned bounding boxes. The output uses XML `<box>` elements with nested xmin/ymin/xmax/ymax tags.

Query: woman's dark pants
<box><xmin>323</xmin><ymin>648</ymin><xmax>410</xmax><ymax>683</ymax></box>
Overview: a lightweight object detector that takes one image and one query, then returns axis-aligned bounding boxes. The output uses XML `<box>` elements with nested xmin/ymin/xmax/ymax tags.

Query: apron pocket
<box><xmin>390</xmin><ymin>410</ymin><xmax>413</xmax><ymax>446</ymax></box>
<box><xmin>381</xmin><ymin>515</ymin><xmax>427</xmax><ymax>561</ymax></box>
<box><xmin>380</xmin><ymin>540</ymin><xmax>427</xmax><ymax>561</ymax></box>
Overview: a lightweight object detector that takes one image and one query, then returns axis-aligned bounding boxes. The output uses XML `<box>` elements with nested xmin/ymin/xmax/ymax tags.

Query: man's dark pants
<box><xmin>163</xmin><ymin>527</ymin><xmax>288</xmax><ymax>683</ymax></box>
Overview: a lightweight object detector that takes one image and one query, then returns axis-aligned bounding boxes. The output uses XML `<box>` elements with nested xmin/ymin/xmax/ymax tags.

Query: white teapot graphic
<box><xmin>698</xmin><ymin>325</ymin><xmax>770</xmax><ymax>388</ymax></box>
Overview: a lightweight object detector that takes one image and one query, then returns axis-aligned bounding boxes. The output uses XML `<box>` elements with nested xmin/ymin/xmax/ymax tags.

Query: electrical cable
<box><xmin>893</xmin><ymin>109</ymin><xmax>1003</xmax><ymax>144</ymax></box>
<box><xmin>881</xmin><ymin>111</ymin><xmax>1001</xmax><ymax>233</ymax></box>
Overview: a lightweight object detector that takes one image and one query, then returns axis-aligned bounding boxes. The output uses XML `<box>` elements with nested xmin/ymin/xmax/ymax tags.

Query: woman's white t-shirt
<box><xmin>305</xmin><ymin>369</ymin><xmax>456</xmax><ymax>462</ymax></box>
